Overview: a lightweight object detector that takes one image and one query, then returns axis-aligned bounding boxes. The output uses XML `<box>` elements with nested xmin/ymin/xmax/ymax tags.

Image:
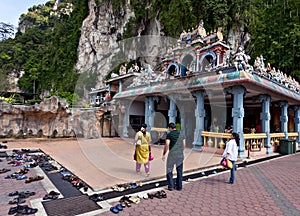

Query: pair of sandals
<box><xmin>147</xmin><ymin>190</ymin><xmax>167</xmax><ymax>199</ymax></box>
<box><xmin>25</xmin><ymin>175</ymin><xmax>44</xmax><ymax>183</ymax></box>
<box><xmin>89</xmin><ymin>193</ymin><xmax>104</xmax><ymax>202</ymax></box>
<box><xmin>110</xmin><ymin>204</ymin><xmax>123</xmax><ymax>214</ymax></box>
<box><xmin>43</xmin><ymin>191</ymin><xmax>60</xmax><ymax>200</ymax></box>
<box><xmin>0</xmin><ymin>168</ymin><xmax>11</xmax><ymax>173</ymax></box>
<box><xmin>8</xmin><ymin>204</ymin><xmax>38</xmax><ymax>215</ymax></box>
<box><xmin>119</xmin><ymin>196</ymin><xmax>132</xmax><ymax>208</ymax></box>
<box><xmin>8</xmin><ymin>197</ymin><xmax>26</xmax><ymax>205</ymax></box>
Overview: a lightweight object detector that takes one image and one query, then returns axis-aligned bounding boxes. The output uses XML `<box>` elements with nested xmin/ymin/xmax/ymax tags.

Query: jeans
<box><xmin>229</xmin><ymin>160</ymin><xmax>236</xmax><ymax>184</ymax></box>
<box><xmin>166</xmin><ymin>155</ymin><xmax>183</xmax><ymax>190</ymax></box>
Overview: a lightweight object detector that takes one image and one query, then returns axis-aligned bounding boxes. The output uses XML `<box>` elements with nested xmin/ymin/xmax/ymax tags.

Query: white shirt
<box><xmin>222</xmin><ymin>139</ymin><xmax>238</xmax><ymax>161</ymax></box>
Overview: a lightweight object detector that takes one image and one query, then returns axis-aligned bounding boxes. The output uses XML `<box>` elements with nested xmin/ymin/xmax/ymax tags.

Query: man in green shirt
<box><xmin>162</xmin><ymin>122</ymin><xmax>186</xmax><ymax>191</ymax></box>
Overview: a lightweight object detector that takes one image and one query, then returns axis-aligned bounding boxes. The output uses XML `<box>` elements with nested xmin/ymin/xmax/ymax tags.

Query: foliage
<box><xmin>0</xmin><ymin>22</ymin><xmax>15</xmax><ymax>40</ymax></box>
<box><xmin>0</xmin><ymin>0</ymin><xmax>88</xmax><ymax>102</ymax></box>
<box><xmin>249</xmin><ymin>0</ymin><xmax>300</xmax><ymax>80</ymax></box>
<box><xmin>0</xmin><ymin>0</ymin><xmax>300</xmax><ymax>105</ymax></box>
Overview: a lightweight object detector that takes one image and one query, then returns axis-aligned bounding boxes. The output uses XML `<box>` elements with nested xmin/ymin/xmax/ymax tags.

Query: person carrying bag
<box><xmin>222</xmin><ymin>132</ymin><xmax>239</xmax><ymax>184</ymax></box>
<box><xmin>134</xmin><ymin>124</ymin><xmax>152</xmax><ymax>176</ymax></box>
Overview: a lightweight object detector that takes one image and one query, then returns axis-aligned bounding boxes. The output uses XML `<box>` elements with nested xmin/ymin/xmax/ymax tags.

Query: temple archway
<box><xmin>199</xmin><ymin>51</ymin><xmax>217</xmax><ymax>72</ymax></box>
<box><xmin>166</xmin><ymin>62</ymin><xmax>179</xmax><ymax>77</ymax></box>
<box><xmin>180</xmin><ymin>52</ymin><xmax>196</xmax><ymax>76</ymax></box>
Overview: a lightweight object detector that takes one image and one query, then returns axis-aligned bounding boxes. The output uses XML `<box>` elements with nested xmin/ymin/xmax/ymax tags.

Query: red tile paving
<box><xmin>0</xmin><ymin>138</ymin><xmax>299</xmax><ymax>215</ymax></box>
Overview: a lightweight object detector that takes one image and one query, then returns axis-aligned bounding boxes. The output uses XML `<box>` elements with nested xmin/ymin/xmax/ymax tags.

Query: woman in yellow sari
<box><xmin>135</xmin><ymin>124</ymin><xmax>151</xmax><ymax>176</ymax></box>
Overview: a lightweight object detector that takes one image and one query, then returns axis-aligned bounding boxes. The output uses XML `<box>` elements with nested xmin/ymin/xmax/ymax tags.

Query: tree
<box><xmin>0</xmin><ymin>22</ymin><xmax>15</xmax><ymax>40</ymax></box>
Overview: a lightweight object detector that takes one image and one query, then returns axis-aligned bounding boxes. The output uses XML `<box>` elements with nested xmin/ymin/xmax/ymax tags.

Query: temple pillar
<box><xmin>192</xmin><ymin>90</ymin><xmax>206</xmax><ymax>151</ymax></box>
<box><xmin>224</xmin><ymin>85</ymin><xmax>246</xmax><ymax>158</ymax></box>
<box><xmin>216</xmin><ymin>50</ymin><xmax>221</xmax><ymax>66</ymax></box>
<box><xmin>196</xmin><ymin>50</ymin><xmax>200</xmax><ymax>72</ymax></box>
<box><xmin>259</xmin><ymin>94</ymin><xmax>272</xmax><ymax>154</ymax></box>
<box><xmin>279</xmin><ymin>101</ymin><xmax>288</xmax><ymax>139</ymax></box>
<box><xmin>294</xmin><ymin>106</ymin><xmax>300</xmax><ymax>147</ymax></box>
<box><xmin>168</xmin><ymin>97</ymin><xmax>177</xmax><ymax>124</ymax></box>
<box><xmin>122</xmin><ymin>99</ymin><xmax>130</xmax><ymax>138</ymax></box>
<box><xmin>145</xmin><ymin>96</ymin><xmax>156</xmax><ymax>131</ymax></box>
<box><xmin>144</xmin><ymin>97</ymin><xmax>150</xmax><ymax>131</ymax></box>
<box><xmin>179</xmin><ymin>104</ymin><xmax>186</xmax><ymax>138</ymax></box>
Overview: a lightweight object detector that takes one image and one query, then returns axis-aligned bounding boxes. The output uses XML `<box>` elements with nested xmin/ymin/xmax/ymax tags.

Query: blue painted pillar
<box><xmin>279</xmin><ymin>101</ymin><xmax>288</xmax><ymax>139</ymax></box>
<box><xmin>122</xmin><ymin>99</ymin><xmax>130</xmax><ymax>137</ymax></box>
<box><xmin>294</xmin><ymin>106</ymin><xmax>300</xmax><ymax>147</ymax></box>
<box><xmin>192</xmin><ymin>90</ymin><xmax>206</xmax><ymax>151</ymax></box>
<box><xmin>144</xmin><ymin>97</ymin><xmax>150</xmax><ymax>129</ymax></box>
<box><xmin>259</xmin><ymin>94</ymin><xmax>272</xmax><ymax>154</ymax></box>
<box><xmin>179</xmin><ymin>104</ymin><xmax>186</xmax><ymax>138</ymax></box>
<box><xmin>145</xmin><ymin>96</ymin><xmax>155</xmax><ymax>131</ymax></box>
<box><xmin>168</xmin><ymin>97</ymin><xmax>177</xmax><ymax>124</ymax></box>
<box><xmin>224</xmin><ymin>86</ymin><xmax>246</xmax><ymax>158</ymax></box>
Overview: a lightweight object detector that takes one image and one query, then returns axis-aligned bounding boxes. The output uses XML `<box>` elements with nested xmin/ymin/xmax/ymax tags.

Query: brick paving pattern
<box><xmin>101</xmin><ymin>154</ymin><xmax>300</xmax><ymax>216</ymax></box>
<box><xmin>0</xmin><ymin>139</ymin><xmax>299</xmax><ymax>216</ymax></box>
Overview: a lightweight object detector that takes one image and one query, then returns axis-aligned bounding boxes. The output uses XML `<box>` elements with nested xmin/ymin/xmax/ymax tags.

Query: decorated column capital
<box><xmin>224</xmin><ymin>85</ymin><xmax>246</xmax><ymax>96</ymax></box>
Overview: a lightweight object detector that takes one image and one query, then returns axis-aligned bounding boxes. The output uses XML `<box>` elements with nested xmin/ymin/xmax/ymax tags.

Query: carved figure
<box><xmin>216</xmin><ymin>27</ymin><xmax>223</xmax><ymax>41</ymax></box>
<box><xmin>119</xmin><ymin>64</ymin><xmax>127</xmax><ymax>75</ymax></box>
<box><xmin>197</xmin><ymin>20</ymin><xmax>207</xmax><ymax>38</ymax></box>
<box><xmin>232</xmin><ymin>46</ymin><xmax>250</xmax><ymax>71</ymax></box>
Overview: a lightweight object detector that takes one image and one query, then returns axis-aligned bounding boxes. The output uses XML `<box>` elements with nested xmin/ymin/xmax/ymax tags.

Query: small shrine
<box><xmin>90</xmin><ymin>21</ymin><xmax>300</xmax><ymax>157</ymax></box>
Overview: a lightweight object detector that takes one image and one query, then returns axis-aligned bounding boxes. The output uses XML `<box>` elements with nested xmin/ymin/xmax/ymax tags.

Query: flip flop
<box><xmin>110</xmin><ymin>206</ymin><xmax>119</xmax><ymax>214</ymax></box>
<box><xmin>115</xmin><ymin>204</ymin><xmax>123</xmax><ymax>211</ymax></box>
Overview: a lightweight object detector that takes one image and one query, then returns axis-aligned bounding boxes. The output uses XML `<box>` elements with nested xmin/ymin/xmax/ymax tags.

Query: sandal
<box><xmin>110</xmin><ymin>206</ymin><xmax>119</xmax><ymax>214</ymax></box>
<box><xmin>8</xmin><ymin>197</ymin><xmax>26</xmax><ymax>205</ymax></box>
<box><xmin>115</xmin><ymin>204</ymin><xmax>123</xmax><ymax>211</ymax></box>
<box><xmin>160</xmin><ymin>190</ymin><xmax>167</xmax><ymax>198</ymax></box>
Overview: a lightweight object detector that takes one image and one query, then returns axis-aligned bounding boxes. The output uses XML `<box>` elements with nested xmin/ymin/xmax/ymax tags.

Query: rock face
<box><xmin>0</xmin><ymin>96</ymin><xmax>100</xmax><ymax>139</ymax></box>
<box><xmin>75</xmin><ymin>0</ymin><xmax>166</xmax><ymax>89</ymax></box>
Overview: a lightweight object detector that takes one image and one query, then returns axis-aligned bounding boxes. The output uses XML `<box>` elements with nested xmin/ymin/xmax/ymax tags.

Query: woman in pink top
<box><xmin>222</xmin><ymin>132</ymin><xmax>239</xmax><ymax>184</ymax></box>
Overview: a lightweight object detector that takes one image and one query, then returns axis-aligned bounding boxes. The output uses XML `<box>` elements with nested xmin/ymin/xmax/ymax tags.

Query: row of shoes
<box><xmin>8</xmin><ymin>204</ymin><xmax>38</xmax><ymax>215</ymax></box>
<box><xmin>8</xmin><ymin>191</ymin><xmax>35</xmax><ymax>205</ymax></box>
<box><xmin>111</xmin><ymin>181</ymin><xmax>142</xmax><ymax>192</ymax></box>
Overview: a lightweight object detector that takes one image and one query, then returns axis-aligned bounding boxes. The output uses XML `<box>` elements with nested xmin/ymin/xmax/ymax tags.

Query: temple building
<box><xmin>89</xmin><ymin>25</ymin><xmax>300</xmax><ymax>158</ymax></box>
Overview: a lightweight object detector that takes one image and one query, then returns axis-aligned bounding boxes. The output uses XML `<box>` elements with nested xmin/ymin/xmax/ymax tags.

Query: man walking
<box><xmin>162</xmin><ymin>122</ymin><xmax>186</xmax><ymax>191</ymax></box>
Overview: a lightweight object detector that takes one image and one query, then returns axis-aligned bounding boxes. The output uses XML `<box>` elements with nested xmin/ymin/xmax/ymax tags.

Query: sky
<box><xmin>0</xmin><ymin>0</ymin><xmax>48</xmax><ymax>27</ymax></box>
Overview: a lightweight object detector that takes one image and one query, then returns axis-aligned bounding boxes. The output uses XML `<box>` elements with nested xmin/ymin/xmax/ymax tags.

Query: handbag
<box><xmin>149</xmin><ymin>152</ymin><xmax>154</xmax><ymax>161</ymax></box>
<box><xmin>148</xmin><ymin>145</ymin><xmax>154</xmax><ymax>161</ymax></box>
<box><xmin>220</xmin><ymin>158</ymin><xmax>233</xmax><ymax>169</ymax></box>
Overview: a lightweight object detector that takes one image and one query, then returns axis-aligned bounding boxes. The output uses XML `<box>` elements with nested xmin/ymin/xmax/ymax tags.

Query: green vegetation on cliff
<box><xmin>0</xmin><ymin>0</ymin><xmax>299</xmax><ymax>104</ymax></box>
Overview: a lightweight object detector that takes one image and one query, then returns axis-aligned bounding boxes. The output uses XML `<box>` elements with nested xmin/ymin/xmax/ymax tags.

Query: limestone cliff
<box><xmin>75</xmin><ymin>0</ymin><xmax>166</xmax><ymax>89</ymax></box>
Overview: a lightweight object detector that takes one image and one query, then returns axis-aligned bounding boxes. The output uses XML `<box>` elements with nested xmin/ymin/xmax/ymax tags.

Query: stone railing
<box><xmin>201</xmin><ymin>131</ymin><xmax>298</xmax><ymax>151</ymax></box>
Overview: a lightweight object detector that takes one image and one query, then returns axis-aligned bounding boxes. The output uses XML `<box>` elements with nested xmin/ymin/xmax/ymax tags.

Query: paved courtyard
<box><xmin>0</xmin><ymin>138</ymin><xmax>299</xmax><ymax>215</ymax></box>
